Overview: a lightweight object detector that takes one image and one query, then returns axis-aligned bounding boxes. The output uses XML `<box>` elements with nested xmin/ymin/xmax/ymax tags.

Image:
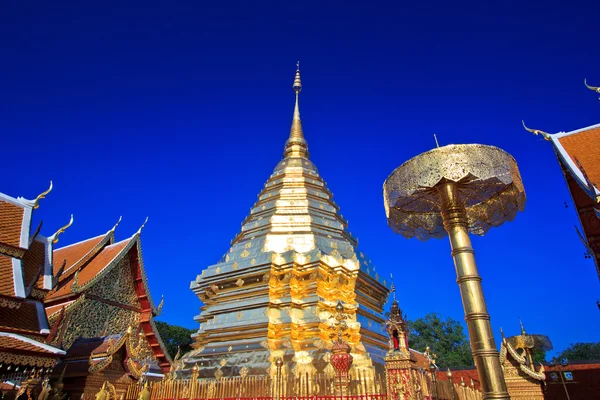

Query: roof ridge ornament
<box><xmin>18</xmin><ymin>181</ymin><xmax>53</xmax><ymax>209</ymax></box>
<box><xmin>50</xmin><ymin>214</ymin><xmax>74</xmax><ymax>244</ymax></box>
<box><xmin>522</xmin><ymin>120</ymin><xmax>552</xmax><ymax>141</ymax></box>
<box><xmin>136</xmin><ymin>216</ymin><xmax>149</xmax><ymax>236</ymax></box>
<box><xmin>584</xmin><ymin>78</ymin><xmax>600</xmax><ymax>100</ymax></box>
<box><xmin>109</xmin><ymin>216</ymin><xmax>122</xmax><ymax>233</ymax></box>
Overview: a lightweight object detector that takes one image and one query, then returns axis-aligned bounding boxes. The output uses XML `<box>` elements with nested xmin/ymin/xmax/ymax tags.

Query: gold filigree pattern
<box><xmin>87</xmin><ymin>257</ymin><xmax>140</xmax><ymax>307</ymax></box>
<box><xmin>384</xmin><ymin>144</ymin><xmax>526</xmax><ymax>240</ymax></box>
<box><xmin>60</xmin><ymin>298</ymin><xmax>139</xmax><ymax>349</ymax></box>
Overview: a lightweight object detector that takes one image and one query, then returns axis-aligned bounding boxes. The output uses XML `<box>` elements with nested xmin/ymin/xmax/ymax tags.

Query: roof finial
<box><xmin>109</xmin><ymin>216</ymin><xmax>122</xmax><ymax>233</ymax></box>
<box><xmin>284</xmin><ymin>62</ymin><xmax>309</xmax><ymax>159</ymax></box>
<box><xmin>390</xmin><ymin>273</ymin><xmax>396</xmax><ymax>301</ymax></box>
<box><xmin>50</xmin><ymin>214</ymin><xmax>74</xmax><ymax>244</ymax></box>
<box><xmin>33</xmin><ymin>181</ymin><xmax>53</xmax><ymax>209</ymax></box>
<box><xmin>136</xmin><ymin>217</ymin><xmax>149</xmax><ymax>236</ymax></box>
<box><xmin>434</xmin><ymin>134</ymin><xmax>440</xmax><ymax>148</ymax></box>
<box><xmin>522</xmin><ymin>120</ymin><xmax>552</xmax><ymax>141</ymax></box>
<box><xmin>19</xmin><ymin>181</ymin><xmax>53</xmax><ymax>209</ymax></box>
<box><xmin>584</xmin><ymin>78</ymin><xmax>600</xmax><ymax>100</ymax></box>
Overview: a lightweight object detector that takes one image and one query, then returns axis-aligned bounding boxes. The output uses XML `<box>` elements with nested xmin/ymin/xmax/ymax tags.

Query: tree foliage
<box><xmin>556</xmin><ymin>342</ymin><xmax>600</xmax><ymax>362</ymax></box>
<box><xmin>155</xmin><ymin>320</ymin><xmax>196</xmax><ymax>359</ymax></box>
<box><xmin>407</xmin><ymin>313</ymin><xmax>474</xmax><ymax>369</ymax></box>
<box><xmin>531</xmin><ymin>348</ymin><xmax>547</xmax><ymax>364</ymax></box>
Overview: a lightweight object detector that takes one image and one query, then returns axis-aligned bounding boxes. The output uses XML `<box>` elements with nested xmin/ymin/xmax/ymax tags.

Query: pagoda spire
<box><xmin>284</xmin><ymin>62</ymin><xmax>309</xmax><ymax>159</ymax></box>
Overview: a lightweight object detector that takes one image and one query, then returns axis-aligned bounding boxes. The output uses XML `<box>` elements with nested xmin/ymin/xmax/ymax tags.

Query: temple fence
<box><xmin>123</xmin><ymin>372</ymin><xmax>482</xmax><ymax>400</ymax></box>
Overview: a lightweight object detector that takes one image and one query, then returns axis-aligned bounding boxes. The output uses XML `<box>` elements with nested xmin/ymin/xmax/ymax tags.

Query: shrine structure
<box><xmin>183</xmin><ymin>66</ymin><xmax>391</xmax><ymax>378</ymax></box>
<box><xmin>499</xmin><ymin>323</ymin><xmax>550</xmax><ymax>400</ymax></box>
<box><xmin>43</xmin><ymin>219</ymin><xmax>171</xmax><ymax>398</ymax></box>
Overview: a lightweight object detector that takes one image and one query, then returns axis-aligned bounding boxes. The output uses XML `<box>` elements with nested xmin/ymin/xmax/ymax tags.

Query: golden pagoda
<box><xmin>183</xmin><ymin>65</ymin><xmax>390</xmax><ymax>378</ymax></box>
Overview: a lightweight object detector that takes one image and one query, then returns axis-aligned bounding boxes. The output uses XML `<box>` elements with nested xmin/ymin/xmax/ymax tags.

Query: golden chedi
<box><xmin>183</xmin><ymin>65</ymin><xmax>390</xmax><ymax>378</ymax></box>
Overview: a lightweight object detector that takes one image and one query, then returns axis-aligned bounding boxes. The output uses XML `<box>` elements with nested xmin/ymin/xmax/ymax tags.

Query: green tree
<box><xmin>531</xmin><ymin>348</ymin><xmax>547</xmax><ymax>364</ymax></box>
<box><xmin>407</xmin><ymin>313</ymin><xmax>474</xmax><ymax>369</ymax></box>
<box><xmin>155</xmin><ymin>320</ymin><xmax>196</xmax><ymax>359</ymax></box>
<box><xmin>556</xmin><ymin>342</ymin><xmax>600</xmax><ymax>361</ymax></box>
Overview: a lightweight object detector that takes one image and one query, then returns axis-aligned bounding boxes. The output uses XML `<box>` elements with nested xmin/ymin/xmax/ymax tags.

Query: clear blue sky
<box><xmin>2</xmin><ymin>0</ymin><xmax>598</xmax><ymax>358</ymax></box>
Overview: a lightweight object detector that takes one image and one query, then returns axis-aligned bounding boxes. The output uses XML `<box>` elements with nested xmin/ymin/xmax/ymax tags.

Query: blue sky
<box><xmin>2</xmin><ymin>0</ymin><xmax>599</xmax><ymax>358</ymax></box>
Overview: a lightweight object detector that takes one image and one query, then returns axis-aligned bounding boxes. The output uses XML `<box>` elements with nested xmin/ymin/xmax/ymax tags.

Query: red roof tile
<box><xmin>0</xmin><ymin>201</ymin><xmax>25</xmax><ymax>249</ymax></box>
<box><xmin>0</xmin><ymin>301</ymin><xmax>41</xmax><ymax>334</ymax></box>
<box><xmin>558</xmin><ymin>127</ymin><xmax>600</xmax><ymax>188</ymax></box>
<box><xmin>0</xmin><ymin>334</ymin><xmax>62</xmax><ymax>355</ymax></box>
<box><xmin>64</xmin><ymin>336</ymin><xmax>118</xmax><ymax>359</ymax></box>
<box><xmin>53</xmin><ymin>234</ymin><xmax>106</xmax><ymax>276</ymax></box>
<box><xmin>47</xmin><ymin>239</ymin><xmax>130</xmax><ymax>301</ymax></box>
<box><xmin>21</xmin><ymin>240</ymin><xmax>45</xmax><ymax>288</ymax></box>
<box><xmin>0</xmin><ymin>255</ymin><xmax>15</xmax><ymax>296</ymax></box>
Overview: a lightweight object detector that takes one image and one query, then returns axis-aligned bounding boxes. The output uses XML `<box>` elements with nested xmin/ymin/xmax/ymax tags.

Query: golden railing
<box><xmin>126</xmin><ymin>370</ymin><xmax>387</xmax><ymax>400</ymax></box>
<box><xmin>124</xmin><ymin>370</ymin><xmax>483</xmax><ymax>400</ymax></box>
<box><xmin>436</xmin><ymin>380</ymin><xmax>483</xmax><ymax>400</ymax></box>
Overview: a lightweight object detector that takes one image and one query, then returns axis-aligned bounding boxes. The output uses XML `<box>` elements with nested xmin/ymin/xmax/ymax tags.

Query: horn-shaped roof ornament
<box><xmin>34</xmin><ymin>181</ymin><xmax>53</xmax><ymax>209</ymax></box>
<box><xmin>50</xmin><ymin>214</ymin><xmax>74</xmax><ymax>244</ymax></box>
<box><xmin>18</xmin><ymin>181</ymin><xmax>53</xmax><ymax>209</ymax></box>
<box><xmin>109</xmin><ymin>216</ymin><xmax>122</xmax><ymax>233</ymax></box>
<box><xmin>584</xmin><ymin>78</ymin><xmax>600</xmax><ymax>99</ymax></box>
<box><xmin>136</xmin><ymin>217</ymin><xmax>149</xmax><ymax>236</ymax></box>
<box><xmin>522</xmin><ymin>120</ymin><xmax>552</xmax><ymax>141</ymax></box>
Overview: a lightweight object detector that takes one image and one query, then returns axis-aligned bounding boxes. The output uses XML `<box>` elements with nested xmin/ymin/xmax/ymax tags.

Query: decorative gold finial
<box><xmin>109</xmin><ymin>216</ymin><xmax>122</xmax><ymax>233</ymax></box>
<box><xmin>293</xmin><ymin>61</ymin><xmax>302</xmax><ymax>93</ymax></box>
<box><xmin>584</xmin><ymin>78</ymin><xmax>600</xmax><ymax>99</ymax></box>
<box><xmin>136</xmin><ymin>217</ymin><xmax>149</xmax><ymax>236</ymax></box>
<box><xmin>33</xmin><ymin>181</ymin><xmax>53</xmax><ymax>209</ymax></box>
<box><xmin>522</xmin><ymin>120</ymin><xmax>552</xmax><ymax>141</ymax></box>
<box><xmin>51</xmin><ymin>214</ymin><xmax>74</xmax><ymax>244</ymax></box>
<box><xmin>284</xmin><ymin>63</ymin><xmax>309</xmax><ymax>159</ymax></box>
<box><xmin>447</xmin><ymin>368</ymin><xmax>452</xmax><ymax>378</ymax></box>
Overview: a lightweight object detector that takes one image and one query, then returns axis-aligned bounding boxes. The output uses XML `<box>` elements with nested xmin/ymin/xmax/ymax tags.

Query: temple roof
<box><xmin>0</xmin><ymin>300</ymin><xmax>48</xmax><ymax>336</ymax></box>
<box><xmin>53</xmin><ymin>234</ymin><xmax>110</xmax><ymax>276</ymax></box>
<box><xmin>0</xmin><ymin>183</ymin><xmax>52</xmax><ymax>258</ymax></box>
<box><xmin>546</xmin><ymin>123</ymin><xmax>600</xmax><ymax>202</ymax></box>
<box><xmin>0</xmin><ymin>198</ymin><xmax>27</xmax><ymax>251</ymax></box>
<box><xmin>0</xmin><ymin>332</ymin><xmax>65</xmax><ymax>356</ymax></box>
<box><xmin>44</xmin><ymin>224</ymin><xmax>172</xmax><ymax>372</ymax></box>
<box><xmin>47</xmin><ymin>237</ymin><xmax>129</xmax><ymax>301</ymax></box>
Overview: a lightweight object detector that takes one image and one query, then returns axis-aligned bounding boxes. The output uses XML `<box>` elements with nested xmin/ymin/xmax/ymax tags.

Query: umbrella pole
<box><xmin>437</xmin><ymin>180</ymin><xmax>509</xmax><ymax>400</ymax></box>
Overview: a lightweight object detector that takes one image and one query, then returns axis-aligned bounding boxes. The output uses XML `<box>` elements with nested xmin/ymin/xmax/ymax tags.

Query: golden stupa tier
<box><xmin>183</xmin><ymin>68</ymin><xmax>390</xmax><ymax>378</ymax></box>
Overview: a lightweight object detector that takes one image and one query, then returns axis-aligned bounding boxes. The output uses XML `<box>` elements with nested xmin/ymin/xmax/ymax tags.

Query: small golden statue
<box><xmin>137</xmin><ymin>382</ymin><xmax>151</xmax><ymax>400</ymax></box>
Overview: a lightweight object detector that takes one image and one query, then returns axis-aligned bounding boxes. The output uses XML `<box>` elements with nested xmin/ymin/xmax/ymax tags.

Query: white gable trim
<box><xmin>0</xmin><ymin>332</ymin><xmax>65</xmax><ymax>355</ymax></box>
<box><xmin>12</xmin><ymin>258</ymin><xmax>25</xmax><ymax>298</ymax></box>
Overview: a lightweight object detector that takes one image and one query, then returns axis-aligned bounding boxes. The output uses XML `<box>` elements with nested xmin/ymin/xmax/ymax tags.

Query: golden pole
<box><xmin>437</xmin><ymin>180</ymin><xmax>509</xmax><ymax>400</ymax></box>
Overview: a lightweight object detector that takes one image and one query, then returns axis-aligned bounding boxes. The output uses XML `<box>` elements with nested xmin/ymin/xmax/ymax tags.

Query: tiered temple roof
<box><xmin>0</xmin><ymin>184</ymin><xmax>66</xmax><ymax>381</ymax></box>
<box><xmin>44</xmin><ymin>220</ymin><xmax>171</xmax><ymax>374</ymax></box>
<box><xmin>185</xmin><ymin>67</ymin><xmax>390</xmax><ymax>378</ymax></box>
<box><xmin>525</xmin><ymin>120</ymin><xmax>600</xmax><ymax>277</ymax></box>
